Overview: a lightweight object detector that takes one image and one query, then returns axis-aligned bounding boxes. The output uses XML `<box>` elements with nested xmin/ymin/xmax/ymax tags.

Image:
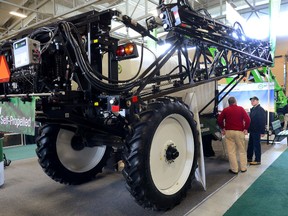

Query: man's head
<box><xmin>250</xmin><ymin>96</ymin><xmax>259</xmax><ymax>106</ymax></box>
<box><xmin>228</xmin><ymin>96</ymin><xmax>237</xmax><ymax>105</ymax></box>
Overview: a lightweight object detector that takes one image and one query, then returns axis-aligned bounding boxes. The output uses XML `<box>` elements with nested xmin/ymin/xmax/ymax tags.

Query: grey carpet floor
<box><xmin>0</xmin><ymin>142</ymin><xmax>272</xmax><ymax>216</ymax></box>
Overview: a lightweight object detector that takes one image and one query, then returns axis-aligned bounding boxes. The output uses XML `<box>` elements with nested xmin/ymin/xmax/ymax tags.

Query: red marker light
<box><xmin>116</xmin><ymin>45</ymin><xmax>125</xmax><ymax>56</ymax></box>
<box><xmin>111</xmin><ymin>105</ymin><xmax>120</xmax><ymax>112</ymax></box>
<box><xmin>132</xmin><ymin>96</ymin><xmax>138</xmax><ymax>103</ymax></box>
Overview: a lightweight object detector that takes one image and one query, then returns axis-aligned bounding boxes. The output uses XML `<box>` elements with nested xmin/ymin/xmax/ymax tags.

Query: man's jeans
<box><xmin>247</xmin><ymin>132</ymin><xmax>261</xmax><ymax>162</ymax></box>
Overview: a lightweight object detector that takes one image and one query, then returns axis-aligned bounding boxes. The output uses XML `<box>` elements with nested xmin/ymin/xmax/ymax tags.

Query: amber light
<box><xmin>124</xmin><ymin>43</ymin><xmax>134</xmax><ymax>55</ymax></box>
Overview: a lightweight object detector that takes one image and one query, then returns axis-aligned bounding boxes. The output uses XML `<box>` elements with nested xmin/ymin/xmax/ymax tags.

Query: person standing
<box><xmin>217</xmin><ymin>96</ymin><xmax>251</xmax><ymax>174</ymax></box>
<box><xmin>247</xmin><ymin>96</ymin><xmax>266</xmax><ymax>165</ymax></box>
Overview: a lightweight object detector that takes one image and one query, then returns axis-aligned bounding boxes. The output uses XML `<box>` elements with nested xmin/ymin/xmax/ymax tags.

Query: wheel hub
<box><xmin>165</xmin><ymin>144</ymin><xmax>179</xmax><ymax>162</ymax></box>
<box><xmin>71</xmin><ymin>135</ymin><xmax>85</xmax><ymax>151</ymax></box>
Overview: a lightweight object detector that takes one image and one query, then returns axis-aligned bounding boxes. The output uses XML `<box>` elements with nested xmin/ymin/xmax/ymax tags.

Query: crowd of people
<box><xmin>215</xmin><ymin>96</ymin><xmax>267</xmax><ymax>174</ymax></box>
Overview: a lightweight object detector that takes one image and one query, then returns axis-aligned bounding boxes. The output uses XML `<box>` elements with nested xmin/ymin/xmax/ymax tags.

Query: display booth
<box><xmin>218</xmin><ymin>82</ymin><xmax>274</xmax><ymax>111</ymax></box>
<box><xmin>218</xmin><ymin>82</ymin><xmax>275</xmax><ymax>143</ymax></box>
<box><xmin>218</xmin><ymin>82</ymin><xmax>275</xmax><ymax>120</ymax></box>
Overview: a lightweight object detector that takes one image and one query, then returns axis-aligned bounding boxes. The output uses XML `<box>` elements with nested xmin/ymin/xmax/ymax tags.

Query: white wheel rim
<box><xmin>150</xmin><ymin>114</ymin><xmax>194</xmax><ymax>195</ymax></box>
<box><xmin>56</xmin><ymin>128</ymin><xmax>106</xmax><ymax>173</ymax></box>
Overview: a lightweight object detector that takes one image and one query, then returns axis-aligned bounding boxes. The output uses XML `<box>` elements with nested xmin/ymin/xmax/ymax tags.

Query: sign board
<box><xmin>0</xmin><ymin>97</ymin><xmax>36</xmax><ymax>135</ymax></box>
<box><xmin>218</xmin><ymin>82</ymin><xmax>275</xmax><ymax>113</ymax></box>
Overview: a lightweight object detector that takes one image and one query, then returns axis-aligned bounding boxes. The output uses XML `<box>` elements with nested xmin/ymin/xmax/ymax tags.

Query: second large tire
<box><xmin>36</xmin><ymin>124</ymin><xmax>110</xmax><ymax>185</ymax></box>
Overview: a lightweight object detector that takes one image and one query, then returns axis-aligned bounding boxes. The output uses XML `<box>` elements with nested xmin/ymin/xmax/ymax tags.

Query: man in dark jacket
<box><xmin>247</xmin><ymin>96</ymin><xmax>266</xmax><ymax>165</ymax></box>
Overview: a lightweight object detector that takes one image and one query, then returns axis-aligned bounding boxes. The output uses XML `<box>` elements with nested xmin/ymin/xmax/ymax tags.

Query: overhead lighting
<box><xmin>9</xmin><ymin>11</ymin><xmax>27</xmax><ymax>18</ymax></box>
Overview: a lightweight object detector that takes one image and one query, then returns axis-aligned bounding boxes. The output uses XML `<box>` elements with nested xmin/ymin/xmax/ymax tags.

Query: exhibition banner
<box><xmin>218</xmin><ymin>82</ymin><xmax>275</xmax><ymax>112</ymax></box>
<box><xmin>0</xmin><ymin>97</ymin><xmax>36</xmax><ymax>135</ymax></box>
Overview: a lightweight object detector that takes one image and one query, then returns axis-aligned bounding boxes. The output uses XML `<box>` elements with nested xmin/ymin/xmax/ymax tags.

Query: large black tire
<box><xmin>35</xmin><ymin>124</ymin><xmax>110</xmax><ymax>185</ymax></box>
<box><xmin>123</xmin><ymin>98</ymin><xmax>199</xmax><ymax>210</ymax></box>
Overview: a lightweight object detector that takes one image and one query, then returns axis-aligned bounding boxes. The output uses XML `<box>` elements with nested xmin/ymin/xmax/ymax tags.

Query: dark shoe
<box><xmin>250</xmin><ymin>161</ymin><xmax>261</xmax><ymax>165</ymax></box>
<box><xmin>247</xmin><ymin>159</ymin><xmax>252</xmax><ymax>163</ymax></box>
<box><xmin>240</xmin><ymin>169</ymin><xmax>247</xmax><ymax>173</ymax></box>
<box><xmin>228</xmin><ymin>169</ymin><xmax>238</xmax><ymax>174</ymax></box>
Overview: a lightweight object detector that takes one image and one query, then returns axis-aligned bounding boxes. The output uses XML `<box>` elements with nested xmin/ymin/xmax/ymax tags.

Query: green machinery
<box><xmin>250</xmin><ymin>67</ymin><xmax>287</xmax><ymax>119</ymax></box>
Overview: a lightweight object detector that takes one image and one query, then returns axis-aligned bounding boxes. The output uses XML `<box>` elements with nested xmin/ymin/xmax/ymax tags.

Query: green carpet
<box><xmin>3</xmin><ymin>144</ymin><xmax>37</xmax><ymax>161</ymax></box>
<box><xmin>224</xmin><ymin>148</ymin><xmax>288</xmax><ymax>216</ymax></box>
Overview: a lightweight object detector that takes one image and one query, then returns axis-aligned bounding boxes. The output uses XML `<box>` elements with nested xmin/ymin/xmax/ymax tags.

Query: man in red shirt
<box><xmin>217</xmin><ymin>96</ymin><xmax>251</xmax><ymax>174</ymax></box>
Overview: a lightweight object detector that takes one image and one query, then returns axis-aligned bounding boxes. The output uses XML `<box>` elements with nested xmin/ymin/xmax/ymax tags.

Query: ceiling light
<box><xmin>9</xmin><ymin>11</ymin><xmax>27</xmax><ymax>18</ymax></box>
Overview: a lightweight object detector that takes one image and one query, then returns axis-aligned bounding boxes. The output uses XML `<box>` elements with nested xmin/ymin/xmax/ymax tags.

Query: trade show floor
<box><xmin>0</xmin><ymin>141</ymin><xmax>273</xmax><ymax>216</ymax></box>
<box><xmin>187</xmin><ymin>140</ymin><xmax>287</xmax><ymax>216</ymax></box>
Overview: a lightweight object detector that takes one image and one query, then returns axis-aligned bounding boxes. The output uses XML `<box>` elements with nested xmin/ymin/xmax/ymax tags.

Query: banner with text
<box><xmin>0</xmin><ymin>97</ymin><xmax>36</xmax><ymax>135</ymax></box>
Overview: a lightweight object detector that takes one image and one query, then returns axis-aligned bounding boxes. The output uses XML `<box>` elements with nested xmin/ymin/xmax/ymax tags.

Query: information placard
<box><xmin>0</xmin><ymin>97</ymin><xmax>36</xmax><ymax>135</ymax></box>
